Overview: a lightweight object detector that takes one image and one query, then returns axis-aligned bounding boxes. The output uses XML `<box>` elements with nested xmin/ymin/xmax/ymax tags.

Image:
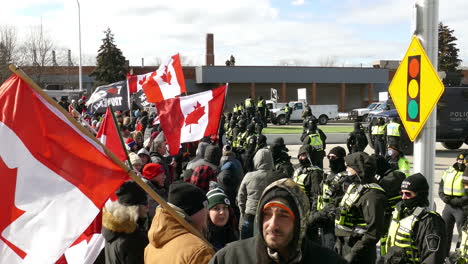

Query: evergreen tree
<box><xmin>90</xmin><ymin>28</ymin><xmax>127</xmax><ymax>86</ymax></box>
<box><xmin>438</xmin><ymin>22</ymin><xmax>462</xmax><ymax>86</ymax></box>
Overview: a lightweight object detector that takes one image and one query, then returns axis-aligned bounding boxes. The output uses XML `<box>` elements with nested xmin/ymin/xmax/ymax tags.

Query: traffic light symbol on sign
<box><xmin>407</xmin><ymin>55</ymin><xmax>421</xmax><ymax>122</ymax></box>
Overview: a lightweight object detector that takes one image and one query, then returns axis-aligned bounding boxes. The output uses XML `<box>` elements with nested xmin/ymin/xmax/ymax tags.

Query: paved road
<box><xmin>265</xmin><ymin>133</ymin><xmax>348</xmax><ymax>145</ymax></box>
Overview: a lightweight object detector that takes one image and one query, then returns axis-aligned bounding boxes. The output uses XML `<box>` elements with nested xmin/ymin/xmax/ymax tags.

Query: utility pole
<box><xmin>77</xmin><ymin>0</ymin><xmax>83</xmax><ymax>92</ymax></box>
<box><xmin>413</xmin><ymin>0</ymin><xmax>439</xmax><ymax>209</ymax></box>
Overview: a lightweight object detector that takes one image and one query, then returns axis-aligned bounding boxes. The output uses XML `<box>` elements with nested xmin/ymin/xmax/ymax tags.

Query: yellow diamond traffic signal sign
<box><xmin>389</xmin><ymin>36</ymin><xmax>445</xmax><ymax>142</ymax></box>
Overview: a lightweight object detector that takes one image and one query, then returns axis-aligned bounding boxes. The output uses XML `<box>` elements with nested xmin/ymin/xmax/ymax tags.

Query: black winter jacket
<box><xmin>209</xmin><ymin>236</ymin><xmax>346</xmax><ymax>264</ymax></box>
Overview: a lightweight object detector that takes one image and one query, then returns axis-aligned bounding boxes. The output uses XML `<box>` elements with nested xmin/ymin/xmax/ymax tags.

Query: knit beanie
<box><xmin>142</xmin><ymin>163</ymin><xmax>165</xmax><ymax>180</ymax></box>
<box><xmin>129</xmin><ymin>152</ymin><xmax>142</xmax><ymax>166</ymax></box>
<box><xmin>258</xmin><ymin>188</ymin><xmax>299</xmax><ymax>222</ymax></box>
<box><xmin>401</xmin><ymin>173</ymin><xmax>429</xmax><ymax>194</ymax></box>
<box><xmin>206</xmin><ymin>188</ymin><xmax>230</xmax><ymax>209</ymax></box>
<box><xmin>137</xmin><ymin>148</ymin><xmax>150</xmax><ymax>158</ymax></box>
<box><xmin>116</xmin><ymin>181</ymin><xmax>147</xmax><ymax>206</ymax></box>
<box><xmin>126</xmin><ymin>138</ymin><xmax>137</xmax><ymax>148</ymax></box>
<box><xmin>329</xmin><ymin>146</ymin><xmax>346</xmax><ymax>158</ymax></box>
<box><xmin>168</xmin><ymin>181</ymin><xmax>207</xmax><ymax>216</ymax></box>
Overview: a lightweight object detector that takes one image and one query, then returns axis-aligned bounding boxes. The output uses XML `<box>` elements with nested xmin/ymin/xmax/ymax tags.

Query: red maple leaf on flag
<box><xmin>138</xmin><ymin>75</ymin><xmax>147</xmax><ymax>86</ymax></box>
<box><xmin>161</xmin><ymin>66</ymin><xmax>172</xmax><ymax>85</ymax></box>
<box><xmin>0</xmin><ymin>157</ymin><xmax>27</xmax><ymax>259</ymax></box>
<box><xmin>185</xmin><ymin>102</ymin><xmax>205</xmax><ymax>132</ymax></box>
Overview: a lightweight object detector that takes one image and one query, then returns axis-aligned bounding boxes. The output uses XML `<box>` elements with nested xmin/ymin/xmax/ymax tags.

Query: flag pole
<box><xmin>8</xmin><ymin>64</ymin><xmax>212</xmax><ymax>247</ymax></box>
<box><xmin>108</xmin><ymin>104</ymin><xmax>134</xmax><ymax>171</ymax></box>
<box><xmin>216</xmin><ymin>83</ymin><xmax>229</xmax><ymax>143</ymax></box>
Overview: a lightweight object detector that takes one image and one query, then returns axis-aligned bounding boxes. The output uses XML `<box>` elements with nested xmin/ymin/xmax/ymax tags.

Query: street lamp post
<box><xmin>77</xmin><ymin>0</ymin><xmax>83</xmax><ymax>92</ymax></box>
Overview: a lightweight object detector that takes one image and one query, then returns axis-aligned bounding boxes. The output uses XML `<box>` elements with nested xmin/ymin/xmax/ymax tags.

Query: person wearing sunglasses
<box><xmin>439</xmin><ymin>152</ymin><xmax>468</xmax><ymax>256</ymax></box>
<box><xmin>383</xmin><ymin>173</ymin><xmax>447</xmax><ymax>264</ymax></box>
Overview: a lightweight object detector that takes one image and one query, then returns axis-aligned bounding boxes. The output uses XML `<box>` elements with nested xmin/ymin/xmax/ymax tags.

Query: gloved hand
<box><xmin>440</xmin><ymin>193</ymin><xmax>451</xmax><ymax>204</ymax></box>
<box><xmin>449</xmin><ymin>197</ymin><xmax>464</xmax><ymax>208</ymax></box>
<box><xmin>386</xmin><ymin>246</ymin><xmax>407</xmax><ymax>264</ymax></box>
<box><xmin>344</xmin><ymin>253</ymin><xmax>355</xmax><ymax>263</ymax></box>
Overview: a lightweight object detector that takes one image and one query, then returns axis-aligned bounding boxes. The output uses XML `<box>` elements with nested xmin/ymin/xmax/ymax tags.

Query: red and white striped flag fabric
<box><xmin>141</xmin><ymin>54</ymin><xmax>187</xmax><ymax>103</ymax></box>
<box><xmin>156</xmin><ymin>85</ymin><xmax>227</xmax><ymax>155</ymax></box>
<box><xmin>0</xmin><ymin>74</ymin><xmax>129</xmax><ymax>263</ymax></box>
<box><xmin>96</xmin><ymin>107</ymin><xmax>127</xmax><ymax>162</ymax></box>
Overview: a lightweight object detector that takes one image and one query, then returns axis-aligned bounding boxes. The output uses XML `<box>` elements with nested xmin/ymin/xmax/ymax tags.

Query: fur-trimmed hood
<box><xmin>102</xmin><ymin>201</ymin><xmax>139</xmax><ymax>243</ymax></box>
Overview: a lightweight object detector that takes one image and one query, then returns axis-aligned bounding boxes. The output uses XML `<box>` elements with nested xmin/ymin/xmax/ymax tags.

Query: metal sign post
<box><xmin>413</xmin><ymin>0</ymin><xmax>439</xmax><ymax>209</ymax></box>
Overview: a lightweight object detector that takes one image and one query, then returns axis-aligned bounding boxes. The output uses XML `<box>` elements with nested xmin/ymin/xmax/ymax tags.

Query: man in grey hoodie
<box><xmin>237</xmin><ymin>148</ymin><xmax>286</xmax><ymax>239</ymax></box>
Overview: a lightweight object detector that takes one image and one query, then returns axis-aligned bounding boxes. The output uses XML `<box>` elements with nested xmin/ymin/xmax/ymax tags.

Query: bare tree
<box><xmin>148</xmin><ymin>57</ymin><xmax>162</xmax><ymax>66</ymax></box>
<box><xmin>318</xmin><ymin>56</ymin><xmax>338</xmax><ymax>67</ymax></box>
<box><xmin>180</xmin><ymin>55</ymin><xmax>195</xmax><ymax>66</ymax></box>
<box><xmin>21</xmin><ymin>25</ymin><xmax>55</xmax><ymax>87</ymax></box>
<box><xmin>0</xmin><ymin>25</ymin><xmax>19</xmax><ymax>83</ymax></box>
<box><xmin>277</xmin><ymin>58</ymin><xmax>310</xmax><ymax>66</ymax></box>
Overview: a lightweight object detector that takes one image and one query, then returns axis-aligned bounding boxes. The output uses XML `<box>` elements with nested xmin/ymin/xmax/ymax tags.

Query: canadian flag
<box><xmin>141</xmin><ymin>54</ymin><xmax>187</xmax><ymax>103</ymax></box>
<box><xmin>96</xmin><ymin>107</ymin><xmax>128</xmax><ymax>162</ymax></box>
<box><xmin>0</xmin><ymin>74</ymin><xmax>129</xmax><ymax>263</ymax></box>
<box><xmin>156</xmin><ymin>85</ymin><xmax>227</xmax><ymax>155</ymax></box>
<box><xmin>57</xmin><ymin>107</ymin><xmax>128</xmax><ymax>264</ymax></box>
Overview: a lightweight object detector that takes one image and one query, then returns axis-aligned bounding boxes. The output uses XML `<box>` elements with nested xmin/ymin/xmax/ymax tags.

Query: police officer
<box><xmin>447</xmin><ymin>162</ymin><xmax>468</xmax><ymax>264</ymax></box>
<box><xmin>373</xmin><ymin>155</ymin><xmax>406</xmax><ymax>259</ymax></box>
<box><xmin>225</xmin><ymin>119</ymin><xmax>236</xmax><ymax>146</ymax></box>
<box><xmin>242</xmin><ymin>124</ymin><xmax>258</xmax><ymax>172</ymax></box>
<box><xmin>244</xmin><ymin>96</ymin><xmax>254</xmax><ymax>118</ymax></box>
<box><xmin>232</xmin><ymin>119</ymin><xmax>246</xmax><ymax>151</ymax></box>
<box><xmin>347</xmin><ymin>122</ymin><xmax>368</xmax><ymax>154</ymax></box>
<box><xmin>256</xmin><ymin>96</ymin><xmax>267</xmax><ymax>126</ymax></box>
<box><xmin>385</xmin><ymin>118</ymin><xmax>403</xmax><ymax>150</ymax></box>
<box><xmin>335</xmin><ymin>152</ymin><xmax>387</xmax><ymax>264</ymax></box>
<box><xmin>284</xmin><ymin>103</ymin><xmax>292</xmax><ymax>125</ymax></box>
<box><xmin>311</xmin><ymin>146</ymin><xmax>348</xmax><ymax>250</ymax></box>
<box><xmin>302</xmin><ymin>105</ymin><xmax>313</xmax><ymax>122</ymax></box>
<box><xmin>270</xmin><ymin>137</ymin><xmax>294</xmax><ymax>176</ymax></box>
<box><xmin>384</xmin><ymin>173</ymin><xmax>447</xmax><ymax>264</ymax></box>
<box><xmin>301</xmin><ymin>122</ymin><xmax>327</xmax><ymax>169</ymax></box>
<box><xmin>293</xmin><ymin>145</ymin><xmax>324</xmax><ymax>242</ymax></box>
<box><xmin>386</xmin><ymin>145</ymin><xmax>411</xmax><ymax>177</ymax></box>
<box><xmin>439</xmin><ymin>152</ymin><xmax>468</xmax><ymax>255</ymax></box>
<box><xmin>371</xmin><ymin>117</ymin><xmax>387</xmax><ymax>156</ymax></box>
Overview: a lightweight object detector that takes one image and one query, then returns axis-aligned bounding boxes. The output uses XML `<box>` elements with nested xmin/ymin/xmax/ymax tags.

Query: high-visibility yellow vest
<box><xmin>387</xmin><ymin>122</ymin><xmax>401</xmax><ymax>137</ymax></box>
<box><xmin>384</xmin><ymin>207</ymin><xmax>436</xmax><ymax>261</ymax></box>
<box><xmin>284</xmin><ymin>106</ymin><xmax>289</xmax><ymax>113</ymax></box>
<box><xmin>293</xmin><ymin>166</ymin><xmax>322</xmax><ymax>201</ymax></box>
<box><xmin>442</xmin><ymin>167</ymin><xmax>465</xmax><ymax>197</ymax></box>
<box><xmin>245</xmin><ymin>98</ymin><xmax>253</xmax><ymax>108</ymax></box>
<box><xmin>398</xmin><ymin>157</ymin><xmax>411</xmax><ymax>177</ymax></box>
<box><xmin>232</xmin><ymin>131</ymin><xmax>246</xmax><ymax>148</ymax></box>
<box><xmin>308</xmin><ymin>134</ymin><xmax>324</xmax><ymax>151</ymax></box>
<box><xmin>459</xmin><ymin>225</ymin><xmax>468</xmax><ymax>263</ymax></box>
<box><xmin>336</xmin><ymin>183</ymin><xmax>385</xmax><ymax>234</ymax></box>
<box><xmin>243</xmin><ymin>134</ymin><xmax>256</xmax><ymax>150</ymax></box>
<box><xmin>372</xmin><ymin>125</ymin><xmax>386</xmax><ymax>135</ymax></box>
<box><xmin>257</xmin><ymin>99</ymin><xmax>265</xmax><ymax>108</ymax></box>
<box><xmin>317</xmin><ymin>172</ymin><xmax>346</xmax><ymax>211</ymax></box>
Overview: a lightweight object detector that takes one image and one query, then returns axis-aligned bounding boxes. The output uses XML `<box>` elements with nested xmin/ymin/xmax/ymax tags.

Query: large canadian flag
<box><xmin>0</xmin><ymin>74</ymin><xmax>129</xmax><ymax>263</ymax></box>
<box><xmin>127</xmin><ymin>54</ymin><xmax>186</xmax><ymax>102</ymax></box>
<box><xmin>141</xmin><ymin>54</ymin><xmax>187</xmax><ymax>103</ymax></box>
<box><xmin>156</xmin><ymin>85</ymin><xmax>227</xmax><ymax>155</ymax></box>
<box><xmin>58</xmin><ymin>107</ymin><xmax>128</xmax><ymax>264</ymax></box>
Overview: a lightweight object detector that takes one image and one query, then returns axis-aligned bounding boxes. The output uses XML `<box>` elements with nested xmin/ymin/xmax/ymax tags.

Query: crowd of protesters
<box><xmin>60</xmin><ymin>94</ymin><xmax>468</xmax><ymax>264</ymax></box>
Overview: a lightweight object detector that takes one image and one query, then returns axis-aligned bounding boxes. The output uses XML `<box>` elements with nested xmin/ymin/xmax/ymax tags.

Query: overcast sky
<box><xmin>2</xmin><ymin>0</ymin><xmax>468</xmax><ymax>67</ymax></box>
